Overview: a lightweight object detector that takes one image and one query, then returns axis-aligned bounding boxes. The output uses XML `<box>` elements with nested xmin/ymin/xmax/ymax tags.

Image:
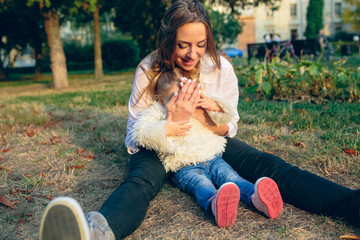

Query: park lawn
<box><xmin>0</xmin><ymin>71</ymin><xmax>359</xmax><ymax>239</ymax></box>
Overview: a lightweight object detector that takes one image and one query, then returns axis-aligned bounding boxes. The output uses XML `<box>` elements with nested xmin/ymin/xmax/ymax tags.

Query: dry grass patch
<box><xmin>0</xmin><ymin>72</ymin><xmax>359</xmax><ymax>239</ymax></box>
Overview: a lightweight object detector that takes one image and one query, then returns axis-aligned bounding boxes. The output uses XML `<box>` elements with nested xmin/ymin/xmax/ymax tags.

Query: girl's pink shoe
<box><xmin>252</xmin><ymin>177</ymin><xmax>283</xmax><ymax>219</ymax></box>
<box><xmin>211</xmin><ymin>182</ymin><xmax>240</xmax><ymax>227</ymax></box>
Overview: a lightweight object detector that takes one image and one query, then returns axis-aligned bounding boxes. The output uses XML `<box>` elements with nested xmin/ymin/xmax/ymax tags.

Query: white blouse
<box><xmin>125</xmin><ymin>53</ymin><xmax>240</xmax><ymax>154</ymax></box>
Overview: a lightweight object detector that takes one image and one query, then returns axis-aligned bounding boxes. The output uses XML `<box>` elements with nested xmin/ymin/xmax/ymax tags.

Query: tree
<box><xmin>114</xmin><ymin>0</ymin><xmax>280</xmax><ymax>57</ymax></box>
<box><xmin>304</xmin><ymin>0</ymin><xmax>324</xmax><ymax>39</ymax></box>
<box><xmin>342</xmin><ymin>0</ymin><xmax>360</xmax><ymax>31</ymax></box>
<box><xmin>113</xmin><ymin>0</ymin><xmax>168</xmax><ymax>56</ymax></box>
<box><xmin>0</xmin><ymin>0</ymin><xmax>44</xmax><ymax>80</ymax></box>
<box><xmin>208</xmin><ymin>8</ymin><xmax>243</xmax><ymax>49</ymax></box>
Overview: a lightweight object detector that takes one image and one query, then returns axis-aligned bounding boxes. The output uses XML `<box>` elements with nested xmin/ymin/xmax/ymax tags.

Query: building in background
<box><xmin>237</xmin><ymin>0</ymin><xmax>350</xmax><ymax>57</ymax></box>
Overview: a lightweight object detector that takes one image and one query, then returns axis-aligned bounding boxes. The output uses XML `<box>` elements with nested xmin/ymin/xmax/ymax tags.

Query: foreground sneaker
<box><xmin>39</xmin><ymin>197</ymin><xmax>90</xmax><ymax>240</ymax></box>
<box><xmin>251</xmin><ymin>177</ymin><xmax>283</xmax><ymax>219</ymax></box>
<box><xmin>86</xmin><ymin>211</ymin><xmax>115</xmax><ymax>240</ymax></box>
<box><xmin>211</xmin><ymin>182</ymin><xmax>240</xmax><ymax>228</ymax></box>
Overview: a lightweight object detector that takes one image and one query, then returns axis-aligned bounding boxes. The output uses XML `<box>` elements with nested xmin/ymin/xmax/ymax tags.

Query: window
<box><xmin>290</xmin><ymin>3</ymin><xmax>297</xmax><ymax>17</ymax></box>
<box><xmin>266</xmin><ymin>9</ymin><xmax>274</xmax><ymax>17</ymax></box>
<box><xmin>335</xmin><ymin>2</ymin><xmax>341</xmax><ymax>17</ymax></box>
<box><xmin>291</xmin><ymin>29</ymin><xmax>298</xmax><ymax>40</ymax></box>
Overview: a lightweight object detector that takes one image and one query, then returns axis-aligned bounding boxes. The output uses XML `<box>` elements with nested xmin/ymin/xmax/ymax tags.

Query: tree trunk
<box><xmin>43</xmin><ymin>8</ymin><xmax>68</xmax><ymax>88</ymax></box>
<box><xmin>93</xmin><ymin>4</ymin><xmax>103</xmax><ymax>80</ymax></box>
<box><xmin>0</xmin><ymin>56</ymin><xmax>6</xmax><ymax>81</ymax></box>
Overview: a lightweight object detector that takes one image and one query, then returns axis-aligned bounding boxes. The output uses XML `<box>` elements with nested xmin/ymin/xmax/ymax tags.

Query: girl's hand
<box><xmin>166</xmin><ymin>78</ymin><xmax>200</xmax><ymax>122</ymax></box>
<box><xmin>165</xmin><ymin>112</ymin><xmax>191</xmax><ymax>136</ymax></box>
<box><xmin>198</xmin><ymin>92</ymin><xmax>221</xmax><ymax>112</ymax></box>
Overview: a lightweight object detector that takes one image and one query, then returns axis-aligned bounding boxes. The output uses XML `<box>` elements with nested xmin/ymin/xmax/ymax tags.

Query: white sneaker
<box><xmin>39</xmin><ymin>197</ymin><xmax>90</xmax><ymax>240</ymax></box>
<box><xmin>211</xmin><ymin>182</ymin><xmax>240</xmax><ymax>228</ymax></box>
<box><xmin>251</xmin><ymin>177</ymin><xmax>283</xmax><ymax>219</ymax></box>
<box><xmin>86</xmin><ymin>211</ymin><xmax>115</xmax><ymax>240</ymax></box>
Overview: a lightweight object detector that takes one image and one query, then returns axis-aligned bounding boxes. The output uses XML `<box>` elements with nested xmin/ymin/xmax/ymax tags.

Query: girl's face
<box><xmin>161</xmin><ymin>84</ymin><xmax>180</xmax><ymax>105</ymax></box>
<box><xmin>173</xmin><ymin>22</ymin><xmax>207</xmax><ymax>72</ymax></box>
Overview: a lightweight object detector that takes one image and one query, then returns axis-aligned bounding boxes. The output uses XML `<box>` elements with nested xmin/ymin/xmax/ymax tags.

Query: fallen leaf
<box><xmin>0</xmin><ymin>104</ymin><xmax>5</xmax><ymax>108</ymax></box>
<box><xmin>18</xmin><ymin>219</ymin><xmax>29</xmax><ymax>224</ymax></box>
<box><xmin>343</xmin><ymin>148</ymin><xmax>357</xmax><ymax>156</ymax></box>
<box><xmin>92</xmin><ymin>127</ymin><xmax>96</xmax><ymax>131</ymax></box>
<box><xmin>67</xmin><ymin>158</ymin><xmax>75</xmax><ymax>161</ymax></box>
<box><xmin>267</xmin><ymin>136</ymin><xmax>277</xmax><ymax>141</ymax></box>
<box><xmin>25</xmin><ymin>196</ymin><xmax>34</xmax><ymax>202</ymax></box>
<box><xmin>26</xmin><ymin>129</ymin><xmax>36</xmax><ymax>137</ymax></box>
<box><xmin>0</xmin><ymin>166</ymin><xmax>13</xmax><ymax>174</ymax></box>
<box><xmin>60</xmin><ymin>187</ymin><xmax>65</xmax><ymax>191</ymax></box>
<box><xmin>294</xmin><ymin>142</ymin><xmax>306</xmax><ymax>149</ymax></box>
<box><xmin>0</xmin><ymin>157</ymin><xmax>2</xmax><ymax>162</ymax></box>
<box><xmin>11</xmin><ymin>201</ymin><xmax>20</xmax><ymax>205</ymax></box>
<box><xmin>0</xmin><ymin>195</ymin><xmax>16</xmax><ymax>209</ymax></box>
<box><xmin>24</xmin><ymin>174</ymin><xmax>32</xmax><ymax>178</ymax></box>
<box><xmin>77</xmin><ymin>120</ymin><xmax>83</xmax><ymax>123</ymax></box>
<box><xmin>76</xmin><ymin>148</ymin><xmax>85</xmax><ymax>155</ymax></box>
<box><xmin>49</xmin><ymin>136</ymin><xmax>61</xmax><ymax>145</ymax></box>
<box><xmin>84</xmin><ymin>155</ymin><xmax>95</xmax><ymax>159</ymax></box>
<box><xmin>339</xmin><ymin>235</ymin><xmax>360</xmax><ymax>240</ymax></box>
<box><xmin>265</xmin><ymin>151</ymin><xmax>274</xmax><ymax>154</ymax></box>
<box><xmin>44</xmin><ymin>194</ymin><xmax>55</xmax><ymax>200</ymax></box>
<box><xmin>289</xmin><ymin>121</ymin><xmax>294</xmax><ymax>127</ymax></box>
<box><xmin>38</xmin><ymin>172</ymin><xmax>47</xmax><ymax>177</ymax></box>
<box><xmin>70</xmin><ymin>164</ymin><xmax>85</xmax><ymax>169</ymax></box>
<box><xmin>0</xmin><ymin>148</ymin><xmax>10</xmax><ymax>153</ymax></box>
<box><xmin>116</xmin><ymin>102</ymin><xmax>120</xmax><ymax>107</ymax></box>
<box><xmin>102</xmin><ymin>138</ymin><xmax>108</xmax><ymax>142</ymax></box>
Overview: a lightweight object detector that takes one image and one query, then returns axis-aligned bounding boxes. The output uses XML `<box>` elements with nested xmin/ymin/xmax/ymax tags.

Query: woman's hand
<box><xmin>166</xmin><ymin>78</ymin><xmax>200</xmax><ymax>122</ymax></box>
<box><xmin>165</xmin><ymin>112</ymin><xmax>191</xmax><ymax>136</ymax></box>
<box><xmin>198</xmin><ymin>92</ymin><xmax>222</xmax><ymax>112</ymax></box>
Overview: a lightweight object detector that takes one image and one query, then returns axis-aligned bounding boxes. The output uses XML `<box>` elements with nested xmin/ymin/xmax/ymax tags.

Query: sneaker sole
<box><xmin>256</xmin><ymin>177</ymin><xmax>283</xmax><ymax>219</ymax></box>
<box><xmin>39</xmin><ymin>197</ymin><xmax>90</xmax><ymax>240</ymax></box>
<box><xmin>214</xmin><ymin>182</ymin><xmax>240</xmax><ymax>228</ymax></box>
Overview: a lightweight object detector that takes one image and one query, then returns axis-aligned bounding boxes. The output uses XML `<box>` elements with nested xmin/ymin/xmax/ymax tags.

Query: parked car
<box><xmin>221</xmin><ymin>47</ymin><xmax>243</xmax><ymax>58</ymax></box>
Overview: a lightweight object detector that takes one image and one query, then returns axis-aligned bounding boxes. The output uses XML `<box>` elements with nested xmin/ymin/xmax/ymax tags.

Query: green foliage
<box><xmin>208</xmin><ymin>8</ymin><xmax>243</xmax><ymax>48</ymax></box>
<box><xmin>304</xmin><ymin>0</ymin><xmax>324</xmax><ymax>39</ymax></box>
<box><xmin>64</xmin><ymin>43</ymin><xmax>94</xmax><ymax>63</ymax></box>
<box><xmin>113</xmin><ymin>0</ymin><xmax>167</xmax><ymax>57</ymax></box>
<box><xmin>236</xmin><ymin>56</ymin><xmax>360</xmax><ymax>103</ymax></box>
<box><xmin>101</xmin><ymin>39</ymin><xmax>140</xmax><ymax>71</ymax></box>
<box><xmin>342</xmin><ymin>0</ymin><xmax>360</xmax><ymax>31</ymax></box>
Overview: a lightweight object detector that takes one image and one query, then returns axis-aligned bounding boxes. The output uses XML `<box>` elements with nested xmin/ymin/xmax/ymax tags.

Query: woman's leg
<box><xmin>223</xmin><ymin>137</ymin><xmax>360</xmax><ymax>223</ymax></box>
<box><xmin>99</xmin><ymin>148</ymin><xmax>170</xmax><ymax>239</ymax></box>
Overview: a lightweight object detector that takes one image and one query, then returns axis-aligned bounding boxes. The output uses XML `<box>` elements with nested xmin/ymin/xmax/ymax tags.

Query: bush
<box><xmin>102</xmin><ymin>39</ymin><xmax>140</xmax><ymax>71</ymax></box>
<box><xmin>64</xmin><ymin>43</ymin><xmax>94</xmax><ymax>63</ymax></box>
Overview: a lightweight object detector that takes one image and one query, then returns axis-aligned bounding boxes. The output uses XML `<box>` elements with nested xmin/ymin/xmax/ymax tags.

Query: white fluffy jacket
<box><xmin>130</xmin><ymin>97</ymin><xmax>234</xmax><ymax>172</ymax></box>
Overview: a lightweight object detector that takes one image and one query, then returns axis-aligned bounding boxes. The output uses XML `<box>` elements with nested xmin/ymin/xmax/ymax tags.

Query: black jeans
<box><xmin>99</xmin><ymin>138</ymin><xmax>359</xmax><ymax>239</ymax></box>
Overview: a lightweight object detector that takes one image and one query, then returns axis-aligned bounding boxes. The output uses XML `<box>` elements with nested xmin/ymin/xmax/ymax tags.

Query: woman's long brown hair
<box><xmin>136</xmin><ymin>0</ymin><xmax>221</xmax><ymax>104</ymax></box>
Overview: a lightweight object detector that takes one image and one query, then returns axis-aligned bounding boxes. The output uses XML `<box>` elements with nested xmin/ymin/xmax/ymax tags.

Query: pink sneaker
<box><xmin>211</xmin><ymin>182</ymin><xmax>240</xmax><ymax>228</ymax></box>
<box><xmin>252</xmin><ymin>177</ymin><xmax>283</xmax><ymax>219</ymax></box>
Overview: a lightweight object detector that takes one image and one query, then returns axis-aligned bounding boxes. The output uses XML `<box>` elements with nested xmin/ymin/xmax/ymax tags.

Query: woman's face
<box><xmin>173</xmin><ymin>22</ymin><xmax>207</xmax><ymax>72</ymax></box>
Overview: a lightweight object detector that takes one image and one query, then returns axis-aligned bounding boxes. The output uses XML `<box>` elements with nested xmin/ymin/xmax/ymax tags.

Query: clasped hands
<box><xmin>165</xmin><ymin>77</ymin><xmax>221</xmax><ymax>136</ymax></box>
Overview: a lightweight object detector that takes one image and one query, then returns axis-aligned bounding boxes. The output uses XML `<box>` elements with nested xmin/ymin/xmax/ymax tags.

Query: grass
<box><xmin>0</xmin><ymin>71</ymin><xmax>359</xmax><ymax>239</ymax></box>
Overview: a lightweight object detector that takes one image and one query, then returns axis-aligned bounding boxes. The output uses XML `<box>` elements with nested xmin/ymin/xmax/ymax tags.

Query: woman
<box><xmin>40</xmin><ymin>0</ymin><xmax>359</xmax><ymax>239</ymax></box>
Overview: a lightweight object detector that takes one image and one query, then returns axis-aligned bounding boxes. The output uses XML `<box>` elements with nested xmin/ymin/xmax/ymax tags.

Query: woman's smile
<box><xmin>173</xmin><ymin>22</ymin><xmax>207</xmax><ymax>71</ymax></box>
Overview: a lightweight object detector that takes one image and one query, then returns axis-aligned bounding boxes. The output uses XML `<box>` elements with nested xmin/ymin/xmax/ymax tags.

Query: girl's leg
<box><xmin>208</xmin><ymin>156</ymin><xmax>254</xmax><ymax>205</ymax></box>
<box><xmin>173</xmin><ymin>163</ymin><xmax>240</xmax><ymax>228</ymax></box>
<box><xmin>173</xmin><ymin>163</ymin><xmax>216</xmax><ymax>211</ymax></box>
<box><xmin>223</xmin><ymin>137</ymin><xmax>360</xmax><ymax>223</ymax></box>
<box><xmin>209</xmin><ymin>156</ymin><xmax>283</xmax><ymax>219</ymax></box>
<box><xmin>99</xmin><ymin>148</ymin><xmax>170</xmax><ymax>239</ymax></box>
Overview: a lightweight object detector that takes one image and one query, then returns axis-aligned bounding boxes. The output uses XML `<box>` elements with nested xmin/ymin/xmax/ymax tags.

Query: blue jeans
<box><xmin>173</xmin><ymin>155</ymin><xmax>254</xmax><ymax>212</ymax></box>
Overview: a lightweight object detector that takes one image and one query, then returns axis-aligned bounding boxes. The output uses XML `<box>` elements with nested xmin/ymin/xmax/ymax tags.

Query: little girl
<box><xmin>130</xmin><ymin>69</ymin><xmax>283</xmax><ymax>228</ymax></box>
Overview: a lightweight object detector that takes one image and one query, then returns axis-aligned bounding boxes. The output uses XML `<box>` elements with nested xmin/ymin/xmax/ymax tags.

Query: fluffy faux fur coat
<box><xmin>130</xmin><ymin>97</ymin><xmax>234</xmax><ymax>172</ymax></box>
